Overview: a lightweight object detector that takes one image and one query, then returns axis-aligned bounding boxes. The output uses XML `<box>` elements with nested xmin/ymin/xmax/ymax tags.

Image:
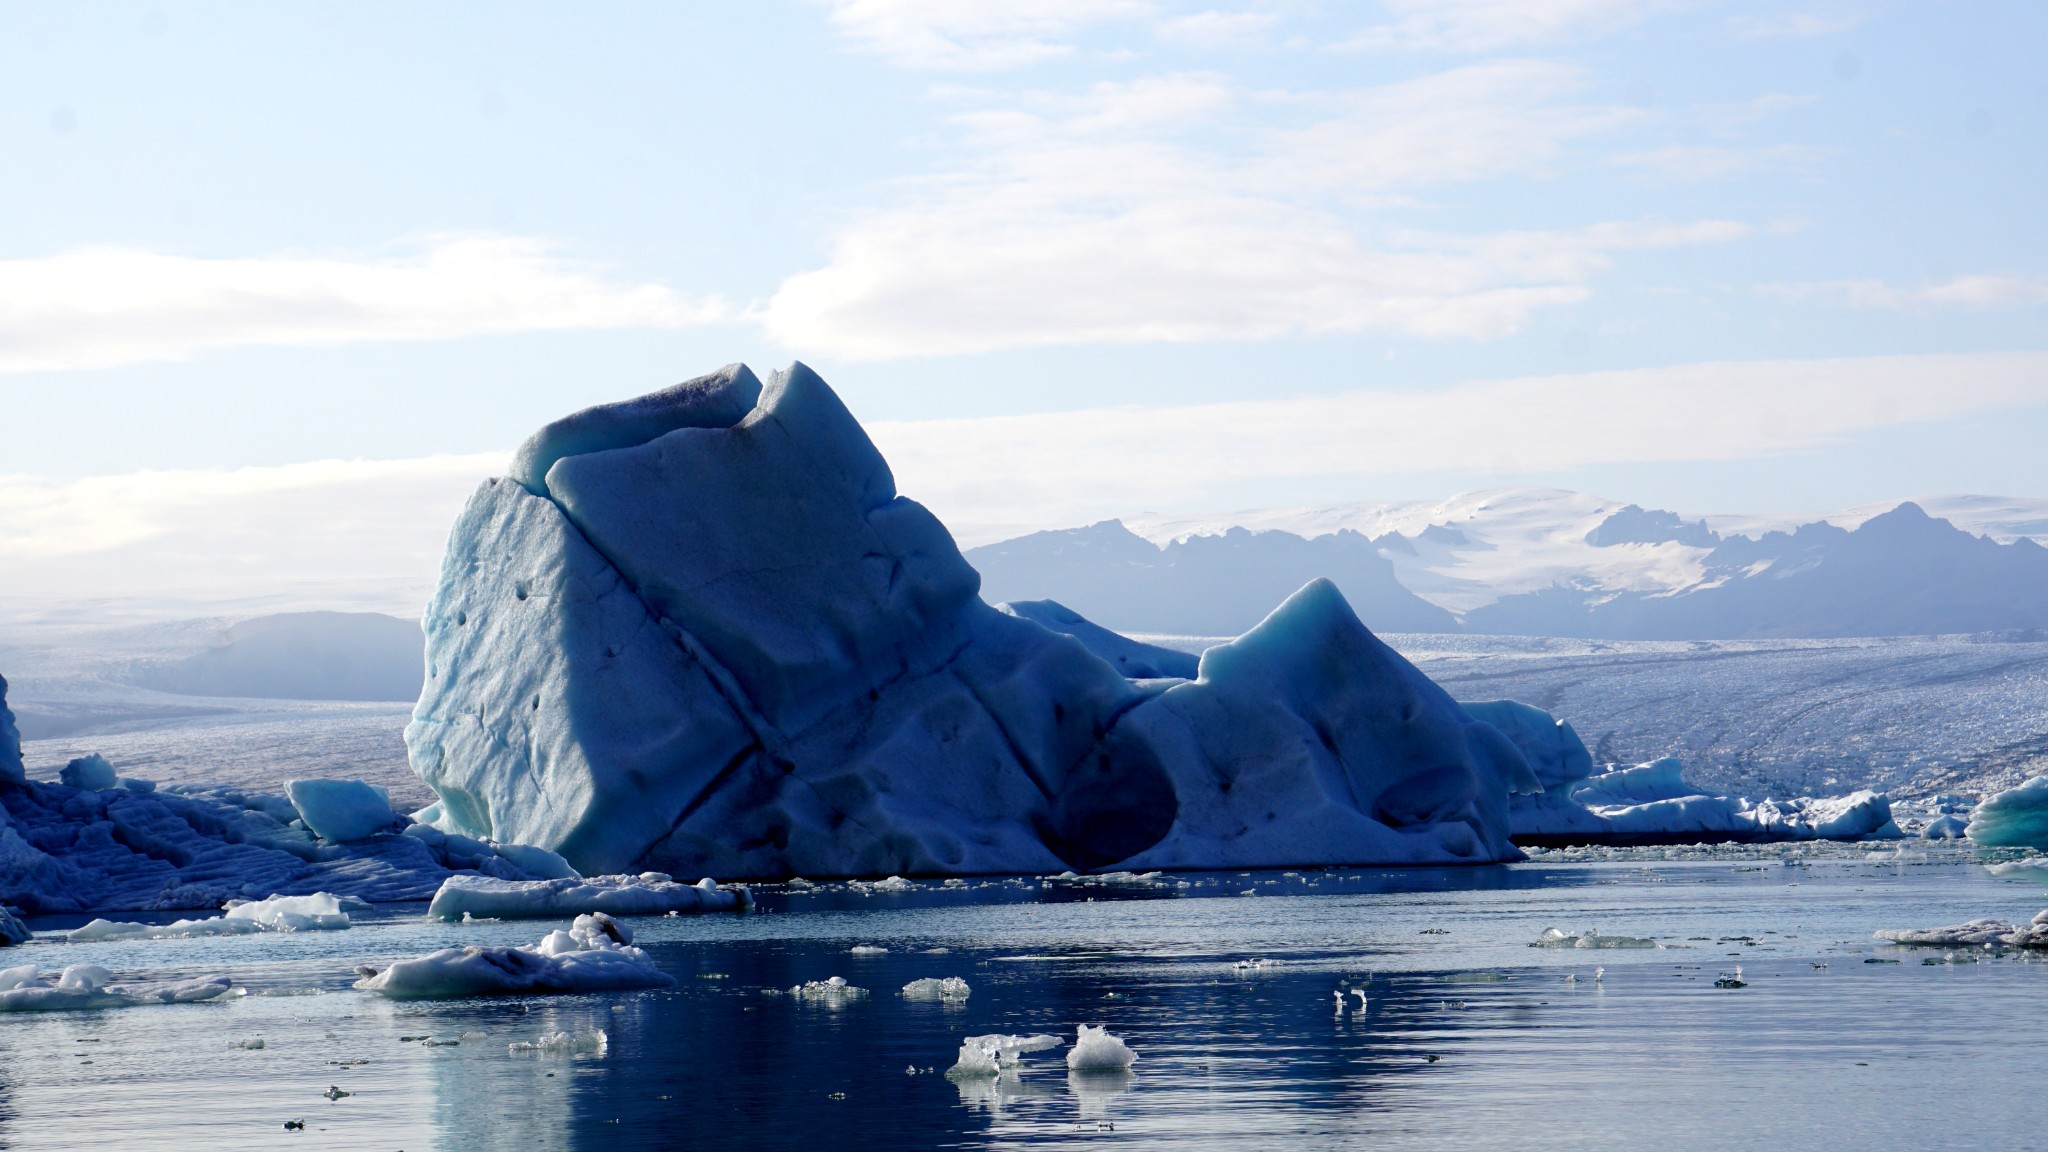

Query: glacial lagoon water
<box><xmin>5</xmin><ymin>845</ymin><xmax>2047</xmax><ymax>1150</ymax></box>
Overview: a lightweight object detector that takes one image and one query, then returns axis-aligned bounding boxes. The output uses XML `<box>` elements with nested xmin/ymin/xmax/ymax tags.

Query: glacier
<box><xmin>404</xmin><ymin>363</ymin><xmax>1539</xmax><ymax>878</ymax></box>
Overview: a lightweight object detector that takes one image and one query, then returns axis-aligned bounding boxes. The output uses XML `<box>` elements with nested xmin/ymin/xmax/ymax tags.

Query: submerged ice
<box><xmin>0</xmin><ymin>963</ymin><xmax>233</xmax><ymax>1013</ymax></box>
<box><xmin>405</xmin><ymin>363</ymin><xmax>1536</xmax><ymax>877</ymax></box>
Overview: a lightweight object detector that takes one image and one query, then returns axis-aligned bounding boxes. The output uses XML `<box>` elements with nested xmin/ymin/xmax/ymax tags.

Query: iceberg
<box><xmin>424</xmin><ymin>873</ymin><xmax>749</xmax><ymax>921</ymax></box>
<box><xmin>60</xmin><ymin>753</ymin><xmax>119</xmax><ymax>792</ymax></box>
<box><xmin>1875</xmin><ymin>910</ymin><xmax>2048</xmax><ymax>948</ymax></box>
<box><xmin>0</xmin><ymin>963</ymin><xmax>234</xmax><ymax>1013</ymax></box>
<box><xmin>1922</xmin><ymin>814</ymin><xmax>1970</xmax><ymax>840</ymax></box>
<box><xmin>1966</xmin><ymin>777</ymin><xmax>2048</xmax><ymax>850</ymax></box>
<box><xmin>405</xmin><ymin>364</ymin><xmax>1535</xmax><ymax>878</ymax></box>
<box><xmin>355</xmin><ymin>913</ymin><xmax>673</xmax><ymax>999</ymax></box>
<box><xmin>67</xmin><ymin>892</ymin><xmax>360</xmax><ymax>942</ymax></box>
<box><xmin>0</xmin><ymin>674</ymin><xmax>25</xmax><ymax>786</ymax></box>
<box><xmin>901</xmin><ymin>976</ymin><xmax>971</xmax><ymax>1000</ymax></box>
<box><xmin>1066</xmin><ymin>1024</ymin><xmax>1137</xmax><ymax>1071</ymax></box>
<box><xmin>286</xmin><ymin>779</ymin><xmax>398</xmax><ymax>842</ymax></box>
<box><xmin>1</xmin><ymin>907</ymin><xmax>28</xmax><ymax>947</ymax></box>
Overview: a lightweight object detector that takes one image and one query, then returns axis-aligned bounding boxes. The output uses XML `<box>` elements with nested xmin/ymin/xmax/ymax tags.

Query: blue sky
<box><xmin>3</xmin><ymin>1</ymin><xmax>2046</xmax><ymax>605</ymax></box>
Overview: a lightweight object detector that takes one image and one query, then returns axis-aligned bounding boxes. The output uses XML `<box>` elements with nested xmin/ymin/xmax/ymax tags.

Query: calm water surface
<box><xmin>4</xmin><ymin>846</ymin><xmax>2043</xmax><ymax>1150</ymax></box>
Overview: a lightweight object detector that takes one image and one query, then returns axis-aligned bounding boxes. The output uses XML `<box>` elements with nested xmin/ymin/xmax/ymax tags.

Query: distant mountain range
<box><xmin>965</xmin><ymin>489</ymin><xmax>2048</xmax><ymax>640</ymax></box>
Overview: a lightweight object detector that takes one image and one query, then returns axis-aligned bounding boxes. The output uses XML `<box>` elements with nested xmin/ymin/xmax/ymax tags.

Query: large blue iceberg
<box><xmin>405</xmin><ymin>364</ymin><xmax>1538</xmax><ymax>877</ymax></box>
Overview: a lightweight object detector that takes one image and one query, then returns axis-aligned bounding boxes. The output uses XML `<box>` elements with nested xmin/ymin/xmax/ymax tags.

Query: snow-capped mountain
<box><xmin>966</xmin><ymin>488</ymin><xmax>2048</xmax><ymax>639</ymax></box>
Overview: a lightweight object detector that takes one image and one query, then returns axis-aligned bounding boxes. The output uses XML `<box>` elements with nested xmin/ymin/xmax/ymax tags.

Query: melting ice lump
<box><xmin>901</xmin><ymin>976</ymin><xmax>971</xmax><ymax>1000</ymax></box>
<box><xmin>354</xmin><ymin>913</ymin><xmax>672</xmax><ymax>999</ymax></box>
<box><xmin>1967</xmin><ymin>777</ymin><xmax>2048</xmax><ymax>850</ymax></box>
<box><xmin>406</xmin><ymin>363</ymin><xmax>1534</xmax><ymax>877</ymax></box>
<box><xmin>286</xmin><ymin>779</ymin><xmax>398</xmax><ymax>842</ymax></box>
<box><xmin>1875</xmin><ymin>910</ymin><xmax>2048</xmax><ymax>949</ymax></box>
<box><xmin>425</xmin><ymin>874</ymin><xmax>749</xmax><ymax>921</ymax></box>
<box><xmin>68</xmin><ymin>892</ymin><xmax>361</xmax><ymax>942</ymax></box>
<box><xmin>1531</xmin><ymin>927</ymin><xmax>1660</xmax><ymax>949</ymax></box>
<box><xmin>948</xmin><ymin>1033</ymin><xmax>1062</xmax><ymax>1078</ymax></box>
<box><xmin>1067</xmin><ymin>1024</ymin><xmax>1137</xmax><ymax>1071</ymax></box>
<box><xmin>0</xmin><ymin>963</ymin><xmax>233</xmax><ymax>1013</ymax></box>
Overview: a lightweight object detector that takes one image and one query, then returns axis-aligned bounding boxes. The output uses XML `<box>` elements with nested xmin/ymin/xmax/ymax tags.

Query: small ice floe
<box><xmin>0</xmin><ymin>963</ymin><xmax>233</xmax><ymax>1012</ymax></box>
<box><xmin>900</xmin><ymin>977</ymin><xmax>971</xmax><ymax>1001</ymax></box>
<box><xmin>1067</xmin><ymin>1025</ymin><xmax>1137</xmax><ymax>1072</ymax></box>
<box><xmin>1045</xmin><ymin>871</ymin><xmax>1169</xmax><ymax>891</ymax></box>
<box><xmin>948</xmin><ymin>1033</ymin><xmax>1062</xmax><ymax>1078</ymax></box>
<box><xmin>230</xmin><ymin>1038</ymin><xmax>267</xmax><ymax>1050</ymax></box>
<box><xmin>1984</xmin><ymin>857</ymin><xmax>2048</xmax><ymax>885</ymax></box>
<box><xmin>508</xmin><ymin>1029</ymin><xmax>608</xmax><ymax>1056</ymax></box>
<box><xmin>426</xmin><ymin>874</ymin><xmax>749</xmax><ymax>921</ymax></box>
<box><xmin>1232</xmin><ymin>957</ymin><xmax>1274</xmax><ymax>974</ymax></box>
<box><xmin>850</xmin><ymin>945</ymin><xmax>889</xmax><ymax>955</ymax></box>
<box><xmin>787</xmin><ymin>976</ymin><xmax>868</xmax><ymax>1006</ymax></box>
<box><xmin>1874</xmin><ymin>909</ymin><xmax>2048</xmax><ymax>949</ymax></box>
<box><xmin>1714</xmin><ymin>967</ymin><xmax>1747</xmax><ymax>989</ymax></box>
<box><xmin>851</xmin><ymin>876</ymin><xmax>916</xmax><ymax>894</ymax></box>
<box><xmin>68</xmin><ymin>892</ymin><xmax>362</xmax><ymax>942</ymax></box>
<box><xmin>1531</xmin><ymin>927</ymin><xmax>1660</xmax><ymax>950</ymax></box>
<box><xmin>354</xmin><ymin>913</ymin><xmax>672</xmax><ymax>999</ymax></box>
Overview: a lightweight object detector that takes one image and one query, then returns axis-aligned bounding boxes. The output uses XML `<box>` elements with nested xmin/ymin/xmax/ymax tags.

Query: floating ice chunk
<box><xmin>1531</xmin><ymin>927</ymin><xmax>1660</xmax><ymax>949</ymax></box>
<box><xmin>425</xmin><ymin>874</ymin><xmax>749</xmax><ymax>921</ymax></box>
<box><xmin>853</xmin><ymin>876</ymin><xmax>916</xmax><ymax>894</ymax></box>
<box><xmin>1986</xmin><ymin>856</ymin><xmax>2048</xmax><ymax>884</ymax></box>
<box><xmin>1875</xmin><ymin>910</ymin><xmax>2048</xmax><ymax>948</ymax></box>
<box><xmin>789</xmin><ymin>975</ymin><xmax>867</xmax><ymax>1005</ymax></box>
<box><xmin>1066</xmin><ymin>1024</ymin><xmax>1137</xmax><ymax>1071</ymax></box>
<box><xmin>68</xmin><ymin>892</ymin><xmax>359</xmax><ymax>942</ymax></box>
<box><xmin>948</xmin><ymin>1033</ymin><xmax>1061</xmax><ymax>1078</ymax></box>
<box><xmin>1</xmin><ymin>908</ymin><xmax>28</xmax><ymax>947</ymax></box>
<box><xmin>901</xmin><ymin>977</ymin><xmax>971</xmax><ymax>1000</ymax></box>
<box><xmin>0</xmin><ymin>963</ymin><xmax>233</xmax><ymax>1012</ymax></box>
<box><xmin>850</xmin><ymin>944</ymin><xmax>888</xmax><ymax>955</ymax></box>
<box><xmin>285</xmin><ymin>779</ymin><xmax>397</xmax><ymax>842</ymax></box>
<box><xmin>509</xmin><ymin>1029</ymin><xmax>608</xmax><ymax>1056</ymax></box>
<box><xmin>1922</xmin><ymin>814</ymin><xmax>1970</xmax><ymax>840</ymax></box>
<box><xmin>60</xmin><ymin>753</ymin><xmax>119</xmax><ymax>791</ymax></box>
<box><xmin>1967</xmin><ymin>777</ymin><xmax>2048</xmax><ymax>850</ymax></box>
<box><xmin>354</xmin><ymin>917</ymin><xmax>672</xmax><ymax>1000</ymax></box>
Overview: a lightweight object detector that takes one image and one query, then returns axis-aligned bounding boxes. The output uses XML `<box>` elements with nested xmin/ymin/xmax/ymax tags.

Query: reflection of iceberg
<box><xmin>406</xmin><ymin>364</ymin><xmax>1534</xmax><ymax>878</ymax></box>
<box><xmin>1476</xmin><ymin>701</ymin><xmax>1901</xmax><ymax>846</ymax></box>
<box><xmin>1068</xmin><ymin>1067</ymin><xmax>1135</xmax><ymax>1120</ymax></box>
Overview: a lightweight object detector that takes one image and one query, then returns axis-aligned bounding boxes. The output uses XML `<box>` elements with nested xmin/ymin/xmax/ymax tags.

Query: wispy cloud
<box><xmin>813</xmin><ymin>0</ymin><xmax>1152</xmax><ymax>70</ymax></box>
<box><xmin>1155</xmin><ymin>8</ymin><xmax>1282</xmax><ymax>49</ymax></box>
<box><xmin>0</xmin><ymin>236</ymin><xmax>729</xmax><ymax>375</ymax></box>
<box><xmin>761</xmin><ymin>64</ymin><xmax>1740</xmax><ymax>358</ymax></box>
<box><xmin>0</xmin><ymin>454</ymin><xmax>505</xmax><ymax>612</ymax></box>
<box><xmin>1727</xmin><ymin>11</ymin><xmax>1862</xmax><ymax>39</ymax></box>
<box><xmin>869</xmin><ymin>351</ymin><xmax>2048</xmax><ymax>539</ymax></box>
<box><xmin>1334</xmin><ymin>0</ymin><xmax>1671</xmax><ymax>53</ymax></box>
<box><xmin>1760</xmin><ymin>275</ymin><xmax>2048</xmax><ymax>309</ymax></box>
<box><xmin>1610</xmin><ymin>142</ymin><xmax>1822</xmax><ymax>181</ymax></box>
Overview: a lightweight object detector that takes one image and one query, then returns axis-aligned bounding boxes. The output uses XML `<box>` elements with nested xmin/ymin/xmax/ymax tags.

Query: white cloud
<box><xmin>1156</xmin><ymin>8</ymin><xmax>1282</xmax><ymax>49</ymax></box>
<box><xmin>1334</xmin><ymin>0</ymin><xmax>1671</xmax><ymax>53</ymax></box>
<box><xmin>1760</xmin><ymin>275</ymin><xmax>2048</xmax><ymax>309</ymax></box>
<box><xmin>760</xmin><ymin>65</ymin><xmax>1734</xmax><ymax>358</ymax></box>
<box><xmin>0</xmin><ymin>235</ymin><xmax>729</xmax><ymax>375</ymax></box>
<box><xmin>1727</xmin><ymin>12</ymin><xmax>1862</xmax><ymax>39</ymax></box>
<box><xmin>1610</xmin><ymin>143</ymin><xmax>1821</xmax><ymax>181</ymax></box>
<box><xmin>868</xmin><ymin>351</ymin><xmax>2048</xmax><ymax>541</ymax></box>
<box><xmin>813</xmin><ymin>0</ymin><xmax>1152</xmax><ymax>70</ymax></box>
<box><xmin>0</xmin><ymin>454</ymin><xmax>505</xmax><ymax>614</ymax></box>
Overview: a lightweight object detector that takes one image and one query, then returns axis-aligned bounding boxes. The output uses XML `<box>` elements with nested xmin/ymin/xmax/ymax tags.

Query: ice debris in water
<box><xmin>853</xmin><ymin>876</ymin><xmax>916</xmax><ymax>894</ymax></box>
<box><xmin>1</xmin><ymin>908</ymin><xmax>29</xmax><ymax>948</ymax></box>
<box><xmin>948</xmin><ymin>1033</ymin><xmax>1062</xmax><ymax>1078</ymax></box>
<box><xmin>1531</xmin><ymin>927</ymin><xmax>1660</xmax><ymax>950</ymax></box>
<box><xmin>60</xmin><ymin>753</ymin><xmax>119</xmax><ymax>791</ymax></box>
<box><xmin>1966</xmin><ymin>777</ymin><xmax>2048</xmax><ymax>850</ymax></box>
<box><xmin>354</xmin><ymin>912</ymin><xmax>671</xmax><ymax>999</ymax></box>
<box><xmin>1985</xmin><ymin>856</ymin><xmax>2048</xmax><ymax>885</ymax></box>
<box><xmin>0</xmin><ymin>963</ymin><xmax>233</xmax><ymax>1012</ymax></box>
<box><xmin>68</xmin><ymin>892</ymin><xmax>363</xmax><ymax>942</ymax></box>
<box><xmin>900</xmin><ymin>977</ymin><xmax>971</xmax><ymax>1000</ymax></box>
<box><xmin>850</xmin><ymin>944</ymin><xmax>888</xmax><ymax>955</ymax></box>
<box><xmin>509</xmin><ymin>1029</ymin><xmax>608</xmax><ymax>1056</ymax></box>
<box><xmin>1066</xmin><ymin>1024</ymin><xmax>1137</xmax><ymax>1071</ymax></box>
<box><xmin>426</xmin><ymin>873</ymin><xmax>749</xmax><ymax>921</ymax></box>
<box><xmin>788</xmin><ymin>976</ymin><xmax>867</xmax><ymax>1005</ymax></box>
<box><xmin>1875</xmin><ymin>910</ymin><xmax>2048</xmax><ymax>948</ymax></box>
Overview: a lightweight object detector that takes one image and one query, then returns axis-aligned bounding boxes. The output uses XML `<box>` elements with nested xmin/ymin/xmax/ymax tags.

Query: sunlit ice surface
<box><xmin>3</xmin><ymin>845</ymin><xmax>2045</xmax><ymax>1150</ymax></box>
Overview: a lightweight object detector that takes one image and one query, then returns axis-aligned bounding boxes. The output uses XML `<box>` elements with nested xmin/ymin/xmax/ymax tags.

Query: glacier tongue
<box><xmin>406</xmin><ymin>363</ymin><xmax>1545</xmax><ymax>877</ymax></box>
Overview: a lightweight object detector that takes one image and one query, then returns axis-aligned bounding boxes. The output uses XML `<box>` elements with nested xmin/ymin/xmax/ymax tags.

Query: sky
<box><xmin>3</xmin><ymin>0</ymin><xmax>2047</xmax><ymax>611</ymax></box>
